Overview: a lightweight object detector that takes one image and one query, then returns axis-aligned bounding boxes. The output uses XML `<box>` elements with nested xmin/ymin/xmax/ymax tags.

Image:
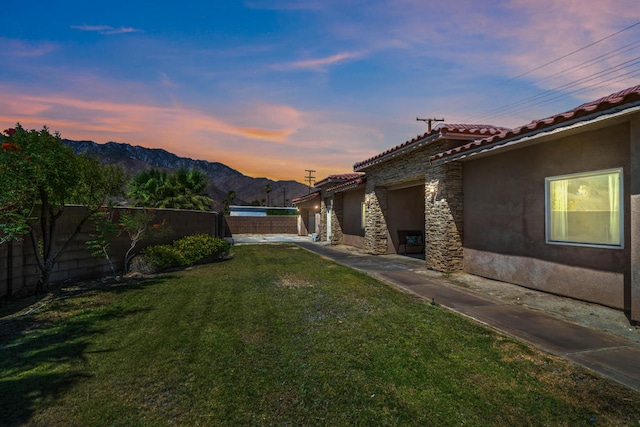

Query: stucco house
<box><xmin>428</xmin><ymin>84</ymin><xmax>640</xmax><ymax>322</ymax></box>
<box><xmin>323</xmin><ymin>174</ymin><xmax>367</xmax><ymax>248</ymax></box>
<box><xmin>291</xmin><ymin>190</ymin><xmax>321</xmax><ymax>238</ymax></box>
<box><xmin>293</xmin><ymin>174</ymin><xmax>364</xmax><ymax>244</ymax></box>
<box><xmin>300</xmin><ymin>85</ymin><xmax>640</xmax><ymax>322</ymax></box>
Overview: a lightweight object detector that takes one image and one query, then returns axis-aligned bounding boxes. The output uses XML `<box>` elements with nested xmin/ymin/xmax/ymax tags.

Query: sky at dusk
<box><xmin>2</xmin><ymin>1</ymin><xmax>639</xmax><ymax>181</ymax></box>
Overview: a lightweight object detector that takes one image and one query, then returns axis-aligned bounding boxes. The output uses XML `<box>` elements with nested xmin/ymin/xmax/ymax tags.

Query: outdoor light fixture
<box><xmin>426</xmin><ymin>181</ymin><xmax>439</xmax><ymax>203</ymax></box>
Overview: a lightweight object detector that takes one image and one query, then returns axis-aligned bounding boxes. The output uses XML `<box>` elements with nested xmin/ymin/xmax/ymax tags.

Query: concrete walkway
<box><xmin>294</xmin><ymin>241</ymin><xmax>640</xmax><ymax>392</ymax></box>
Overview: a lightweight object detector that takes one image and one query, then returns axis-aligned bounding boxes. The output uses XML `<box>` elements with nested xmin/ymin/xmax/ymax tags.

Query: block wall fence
<box><xmin>223</xmin><ymin>216</ymin><xmax>297</xmax><ymax>235</ymax></box>
<box><xmin>0</xmin><ymin>207</ymin><xmax>299</xmax><ymax>297</ymax></box>
<box><xmin>0</xmin><ymin>206</ymin><xmax>224</xmax><ymax>297</ymax></box>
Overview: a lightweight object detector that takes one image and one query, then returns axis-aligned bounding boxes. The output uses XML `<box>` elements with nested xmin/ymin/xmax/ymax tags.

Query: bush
<box><xmin>173</xmin><ymin>234</ymin><xmax>230</xmax><ymax>265</ymax></box>
<box><xmin>143</xmin><ymin>234</ymin><xmax>230</xmax><ymax>272</ymax></box>
<box><xmin>143</xmin><ymin>245</ymin><xmax>185</xmax><ymax>271</ymax></box>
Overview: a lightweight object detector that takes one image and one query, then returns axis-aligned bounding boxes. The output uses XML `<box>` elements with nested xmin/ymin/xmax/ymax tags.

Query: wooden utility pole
<box><xmin>304</xmin><ymin>169</ymin><xmax>316</xmax><ymax>193</ymax></box>
<box><xmin>416</xmin><ymin>117</ymin><xmax>445</xmax><ymax>133</ymax></box>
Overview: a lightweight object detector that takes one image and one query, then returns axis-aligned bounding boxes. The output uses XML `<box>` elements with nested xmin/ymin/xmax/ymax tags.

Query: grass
<box><xmin>1</xmin><ymin>244</ymin><xmax>640</xmax><ymax>426</ymax></box>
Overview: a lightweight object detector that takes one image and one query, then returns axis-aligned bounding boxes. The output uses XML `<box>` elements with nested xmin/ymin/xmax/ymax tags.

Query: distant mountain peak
<box><xmin>64</xmin><ymin>139</ymin><xmax>309</xmax><ymax>209</ymax></box>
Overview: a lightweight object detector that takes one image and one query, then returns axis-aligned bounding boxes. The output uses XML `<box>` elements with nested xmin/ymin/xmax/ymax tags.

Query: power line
<box><xmin>468</xmin><ymin>56</ymin><xmax>640</xmax><ymax>123</ymax></box>
<box><xmin>536</xmin><ymin>39</ymin><xmax>640</xmax><ymax>85</ymax></box>
<box><xmin>485</xmin><ymin>67</ymin><xmax>640</xmax><ymax>123</ymax></box>
<box><xmin>509</xmin><ymin>20</ymin><xmax>640</xmax><ymax>81</ymax></box>
<box><xmin>459</xmin><ymin>20</ymin><xmax>640</xmax><ymax>124</ymax></box>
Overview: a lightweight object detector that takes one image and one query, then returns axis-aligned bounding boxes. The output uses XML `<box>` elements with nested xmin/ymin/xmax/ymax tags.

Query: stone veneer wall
<box><xmin>360</xmin><ymin>139</ymin><xmax>464</xmax><ymax>270</ymax></box>
<box><xmin>362</xmin><ymin>147</ymin><xmax>429</xmax><ymax>254</ymax></box>
<box><xmin>425</xmin><ymin>161</ymin><xmax>464</xmax><ymax>271</ymax></box>
<box><xmin>330</xmin><ymin>192</ymin><xmax>344</xmax><ymax>245</ymax></box>
<box><xmin>319</xmin><ymin>196</ymin><xmax>328</xmax><ymax>242</ymax></box>
<box><xmin>362</xmin><ymin>143</ymin><xmax>445</xmax><ymax>256</ymax></box>
<box><xmin>317</xmin><ymin>183</ymin><xmax>346</xmax><ymax>243</ymax></box>
<box><xmin>364</xmin><ymin>184</ymin><xmax>388</xmax><ymax>254</ymax></box>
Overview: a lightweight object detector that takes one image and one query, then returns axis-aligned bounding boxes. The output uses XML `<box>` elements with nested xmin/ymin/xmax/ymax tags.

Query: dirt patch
<box><xmin>437</xmin><ymin>271</ymin><xmax>640</xmax><ymax>344</ymax></box>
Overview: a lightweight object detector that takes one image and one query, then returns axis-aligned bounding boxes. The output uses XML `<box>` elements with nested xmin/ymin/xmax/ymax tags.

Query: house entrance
<box><xmin>386</xmin><ymin>184</ymin><xmax>425</xmax><ymax>257</ymax></box>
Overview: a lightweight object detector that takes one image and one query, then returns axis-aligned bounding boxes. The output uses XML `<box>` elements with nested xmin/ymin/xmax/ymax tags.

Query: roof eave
<box><xmin>326</xmin><ymin>178</ymin><xmax>367</xmax><ymax>194</ymax></box>
<box><xmin>432</xmin><ymin>102</ymin><xmax>640</xmax><ymax>165</ymax></box>
<box><xmin>354</xmin><ymin>133</ymin><xmax>440</xmax><ymax>172</ymax></box>
<box><xmin>292</xmin><ymin>191</ymin><xmax>321</xmax><ymax>205</ymax></box>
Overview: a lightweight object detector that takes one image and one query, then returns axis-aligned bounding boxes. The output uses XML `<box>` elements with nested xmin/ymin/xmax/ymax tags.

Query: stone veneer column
<box><xmin>319</xmin><ymin>196</ymin><xmax>328</xmax><ymax>242</ymax></box>
<box><xmin>425</xmin><ymin>162</ymin><xmax>464</xmax><ymax>271</ymax></box>
<box><xmin>630</xmin><ymin>114</ymin><xmax>640</xmax><ymax>323</ymax></box>
<box><xmin>331</xmin><ymin>192</ymin><xmax>344</xmax><ymax>245</ymax></box>
<box><xmin>364</xmin><ymin>180</ymin><xmax>388</xmax><ymax>254</ymax></box>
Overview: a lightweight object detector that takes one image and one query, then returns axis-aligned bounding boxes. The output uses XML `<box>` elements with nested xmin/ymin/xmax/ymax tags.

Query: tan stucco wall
<box><xmin>342</xmin><ymin>188</ymin><xmax>365</xmax><ymax>238</ymax></box>
<box><xmin>294</xmin><ymin>198</ymin><xmax>320</xmax><ymax>236</ymax></box>
<box><xmin>386</xmin><ymin>185</ymin><xmax>425</xmax><ymax>254</ymax></box>
<box><xmin>629</xmin><ymin>113</ymin><xmax>640</xmax><ymax>321</ymax></box>
<box><xmin>463</xmin><ymin>122</ymin><xmax>631</xmax><ymax>309</ymax></box>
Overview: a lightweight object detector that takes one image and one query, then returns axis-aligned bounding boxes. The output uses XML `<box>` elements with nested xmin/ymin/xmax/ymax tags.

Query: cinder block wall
<box><xmin>223</xmin><ymin>216</ymin><xmax>297</xmax><ymax>235</ymax></box>
<box><xmin>0</xmin><ymin>206</ymin><xmax>221</xmax><ymax>297</ymax></box>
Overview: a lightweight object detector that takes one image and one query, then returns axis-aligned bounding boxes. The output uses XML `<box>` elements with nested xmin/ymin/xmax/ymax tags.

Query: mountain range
<box><xmin>63</xmin><ymin>139</ymin><xmax>311</xmax><ymax>210</ymax></box>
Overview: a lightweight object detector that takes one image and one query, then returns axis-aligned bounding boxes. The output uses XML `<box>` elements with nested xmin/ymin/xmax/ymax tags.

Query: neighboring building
<box><xmin>293</xmin><ymin>174</ymin><xmax>363</xmax><ymax>243</ymax></box>
<box><xmin>325</xmin><ymin>175</ymin><xmax>367</xmax><ymax>249</ymax></box>
<box><xmin>291</xmin><ymin>190</ymin><xmax>321</xmax><ymax>237</ymax></box>
<box><xmin>429</xmin><ymin>85</ymin><xmax>640</xmax><ymax>322</ymax></box>
<box><xmin>229</xmin><ymin>206</ymin><xmax>297</xmax><ymax>216</ymax></box>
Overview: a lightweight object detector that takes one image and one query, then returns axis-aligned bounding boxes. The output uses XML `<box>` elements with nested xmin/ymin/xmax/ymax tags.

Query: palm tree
<box><xmin>128</xmin><ymin>169</ymin><xmax>171</xmax><ymax>207</ymax></box>
<box><xmin>227</xmin><ymin>190</ymin><xmax>237</xmax><ymax>205</ymax></box>
<box><xmin>165</xmin><ymin>168</ymin><xmax>213</xmax><ymax>210</ymax></box>
<box><xmin>264</xmin><ymin>185</ymin><xmax>272</xmax><ymax>207</ymax></box>
<box><xmin>128</xmin><ymin>168</ymin><xmax>213</xmax><ymax>210</ymax></box>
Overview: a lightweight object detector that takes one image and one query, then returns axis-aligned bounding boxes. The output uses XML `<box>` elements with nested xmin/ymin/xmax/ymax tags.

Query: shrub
<box><xmin>143</xmin><ymin>245</ymin><xmax>185</xmax><ymax>271</ymax></box>
<box><xmin>143</xmin><ymin>234</ymin><xmax>230</xmax><ymax>272</ymax></box>
<box><xmin>173</xmin><ymin>234</ymin><xmax>230</xmax><ymax>265</ymax></box>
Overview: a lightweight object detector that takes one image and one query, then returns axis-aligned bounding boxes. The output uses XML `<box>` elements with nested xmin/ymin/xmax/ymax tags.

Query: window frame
<box><xmin>544</xmin><ymin>167</ymin><xmax>624</xmax><ymax>249</ymax></box>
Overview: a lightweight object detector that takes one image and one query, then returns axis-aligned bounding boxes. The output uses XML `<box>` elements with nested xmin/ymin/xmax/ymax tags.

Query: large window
<box><xmin>545</xmin><ymin>168</ymin><xmax>623</xmax><ymax>248</ymax></box>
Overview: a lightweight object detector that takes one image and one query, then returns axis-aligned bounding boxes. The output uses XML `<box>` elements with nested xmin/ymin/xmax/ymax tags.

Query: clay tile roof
<box><xmin>314</xmin><ymin>173</ymin><xmax>363</xmax><ymax>187</ymax></box>
<box><xmin>435</xmin><ymin>124</ymin><xmax>511</xmax><ymax>134</ymax></box>
<box><xmin>353</xmin><ymin>124</ymin><xmax>510</xmax><ymax>171</ymax></box>
<box><xmin>431</xmin><ymin>84</ymin><xmax>640</xmax><ymax>162</ymax></box>
<box><xmin>292</xmin><ymin>189</ymin><xmax>321</xmax><ymax>204</ymax></box>
<box><xmin>326</xmin><ymin>175</ymin><xmax>367</xmax><ymax>193</ymax></box>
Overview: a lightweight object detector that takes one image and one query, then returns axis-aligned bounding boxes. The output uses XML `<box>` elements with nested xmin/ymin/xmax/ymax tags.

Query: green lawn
<box><xmin>1</xmin><ymin>244</ymin><xmax>639</xmax><ymax>426</ymax></box>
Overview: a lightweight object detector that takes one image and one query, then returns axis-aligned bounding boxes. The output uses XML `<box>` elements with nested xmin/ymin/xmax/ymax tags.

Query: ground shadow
<box><xmin>0</xmin><ymin>275</ymin><xmax>168</xmax><ymax>424</ymax></box>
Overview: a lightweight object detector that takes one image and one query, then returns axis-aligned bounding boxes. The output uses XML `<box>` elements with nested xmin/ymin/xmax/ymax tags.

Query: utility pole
<box><xmin>304</xmin><ymin>169</ymin><xmax>316</xmax><ymax>193</ymax></box>
<box><xmin>416</xmin><ymin>117</ymin><xmax>445</xmax><ymax>133</ymax></box>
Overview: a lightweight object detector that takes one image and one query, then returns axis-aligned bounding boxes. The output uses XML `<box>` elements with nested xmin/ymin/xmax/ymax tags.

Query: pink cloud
<box><xmin>0</xmin><ymin>92</ymin><xmax>299</xmax><ymax>141</ymax></box>
<box><xmin>470</xmin><ymin>0</ymin><xmax>640</xmax><ymax>96</ymax></box>
<box><xmin>272</xmin><ymin>52</ymin><xmax>362</xmax><ymax>71</ymax></box>
<box><xmin>0</xmin><ymin>90</ymin><xmax>339</xmax><ymax>180</ymax></box>
<box><xmin>0</xmin><ymin>38</ymin><xmax>56</xmax><ymax>58</ymax></box>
